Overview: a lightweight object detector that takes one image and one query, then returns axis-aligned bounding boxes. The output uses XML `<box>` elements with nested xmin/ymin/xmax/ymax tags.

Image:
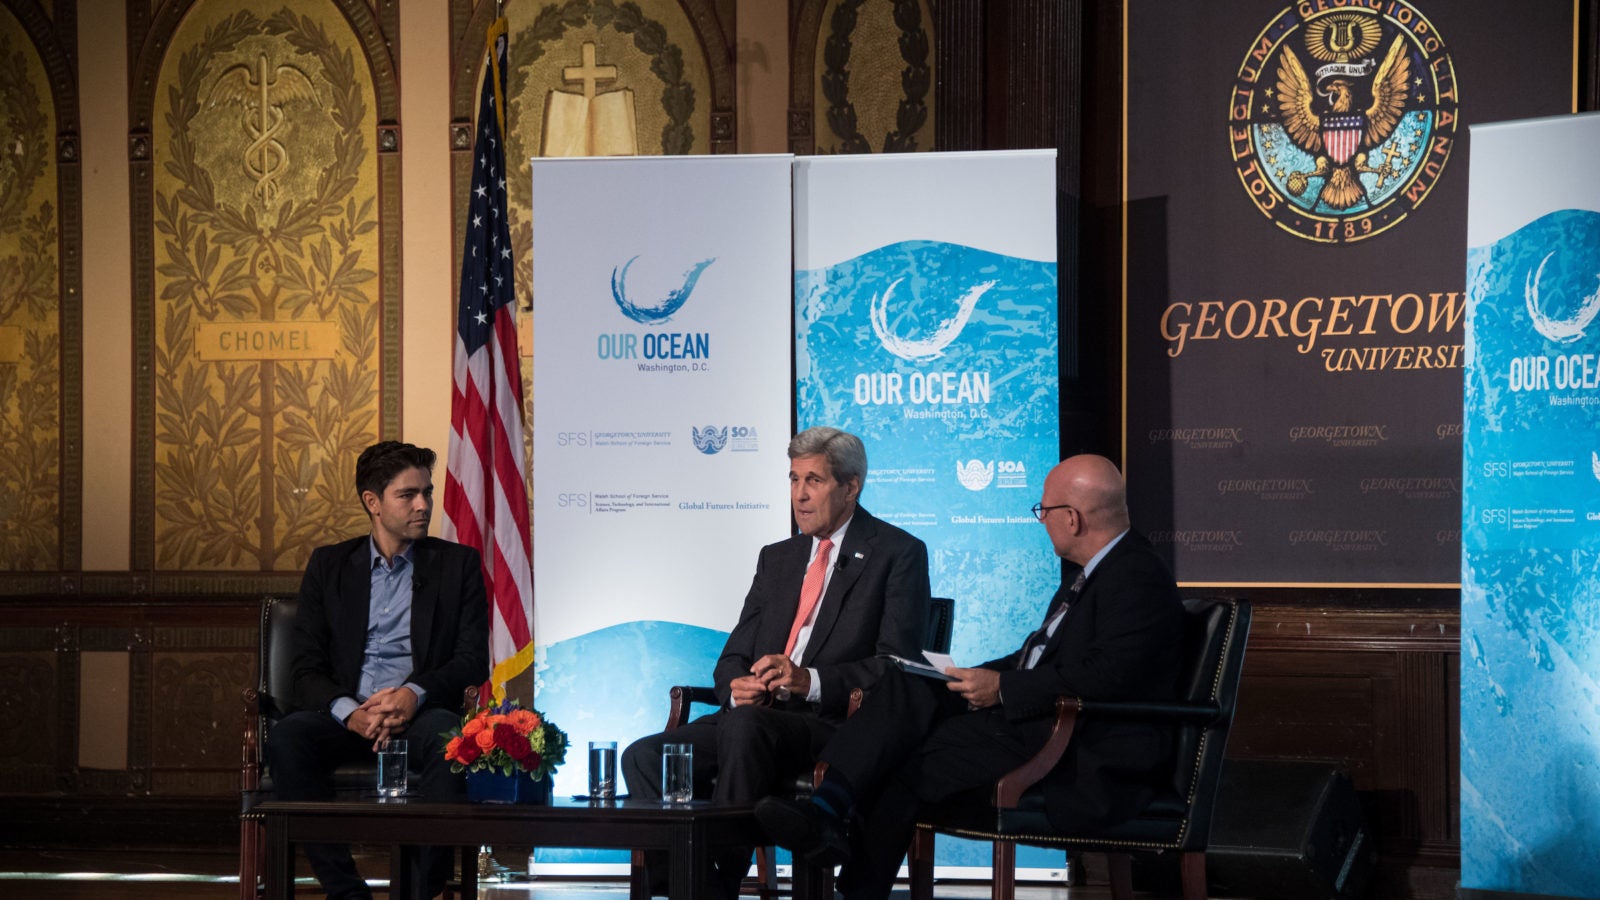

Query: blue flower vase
<box><xmin>466</xmin><ymin>770</ymin><xmax>553</xmax><ymax>805</ymax></box>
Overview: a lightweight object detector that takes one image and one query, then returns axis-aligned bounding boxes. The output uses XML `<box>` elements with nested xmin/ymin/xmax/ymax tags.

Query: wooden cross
<box><xmin>563</xmin><ymin>42</ymin><xmax>617</xmax><ymax>100</ymax></box>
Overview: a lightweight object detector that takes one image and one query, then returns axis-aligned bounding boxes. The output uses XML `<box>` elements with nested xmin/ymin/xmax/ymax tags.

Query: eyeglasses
<box><xmin>1031</xmin><ymin>503</ymin><xmax>1074</xmax><ymax>522</ymax></box>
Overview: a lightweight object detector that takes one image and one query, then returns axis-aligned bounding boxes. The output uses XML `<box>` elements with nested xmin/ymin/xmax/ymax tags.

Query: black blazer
<box><xmin>289</xmin><ymin>534</ymin><xmax>490</xmax><ymax>716</ymax></box>
<box><xmin>713</xmin><ymin>506</ymin><xmax>931</xmax><ymax>720</ymax></box>
<box><xmin>986</xmin><ymin>530</ymin><xmax>1183</xmax><ymax>828</ymax></box>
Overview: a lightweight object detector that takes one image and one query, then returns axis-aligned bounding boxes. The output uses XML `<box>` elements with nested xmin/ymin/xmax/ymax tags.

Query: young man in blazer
<box><xmin>267</xmin><ymin>441</ymin><xmax>488</xmax><ymax>900</ymax></box>
<box><xmin>757</xmin><ymin>454</ymin><xmax>1183</xmax><ymax>900</ymax></box>
<box><xmin>622</xmin><ymin>426</ymin><xmax>931</xmax><ymax>898</ymax></box>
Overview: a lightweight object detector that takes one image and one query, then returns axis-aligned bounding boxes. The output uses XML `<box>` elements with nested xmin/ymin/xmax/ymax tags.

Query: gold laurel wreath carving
<box><xmin>153</xmin><ymin>9</ymin><xmax>375</xmax><ymax>571</ymax></box>
<box><xmin>820</xmin><ymin>0</ymin><xmax>930</xmax><ymax>153</ymax></box>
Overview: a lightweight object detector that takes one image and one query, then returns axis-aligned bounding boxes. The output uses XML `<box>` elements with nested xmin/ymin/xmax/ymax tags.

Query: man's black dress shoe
<box><xmin>754</xmin><ymin>796</ymin><xmax>851</xmax><ymax>868</ymax></box>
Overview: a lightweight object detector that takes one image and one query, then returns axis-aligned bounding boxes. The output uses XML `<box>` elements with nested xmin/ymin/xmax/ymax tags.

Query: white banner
<box><xmin>1462</xmin><ymin>111</ymin><xmax>1600</xmax><ymax>899</ymax></box>
<box><xmin>530</xmin><ymin>155</ymin><xmax>794</xmax><ymax>809</ymax></box>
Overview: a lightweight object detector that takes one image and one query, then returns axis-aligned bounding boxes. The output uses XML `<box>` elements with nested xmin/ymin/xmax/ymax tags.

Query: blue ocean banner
<box><xmin>530</xmin><ymin>156</ymin><xmax>794</xmax><ymax>843</ymax></box>
<box><xmin>794</xmin><ymin>150</ymin><xmax>1060</xmax><ymax>872</ymax></box>
<box><xmin>1462</xmin><ymin>112</ymin><xmax>1600</xmax><ymax>898</ymax></box>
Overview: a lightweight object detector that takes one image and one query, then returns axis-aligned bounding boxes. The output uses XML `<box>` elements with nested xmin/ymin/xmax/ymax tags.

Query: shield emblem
<box><xmin>1322</xmin><ymin>114</ymin><xmax>1364</xmax><ymax>165</ymax></box>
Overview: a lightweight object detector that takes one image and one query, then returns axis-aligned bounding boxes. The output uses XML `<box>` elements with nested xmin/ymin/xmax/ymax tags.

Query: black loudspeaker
<box><xmin>1132</xmin><ymin>759</ymin><xmax>1376</xmax><ymax>899</ymax></box>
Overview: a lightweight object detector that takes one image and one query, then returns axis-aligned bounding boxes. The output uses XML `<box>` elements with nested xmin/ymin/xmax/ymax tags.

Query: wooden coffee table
<box><xmin>257</xmin><ymin>796</ymin><xmax>832</xmax><ymax>900</ymax></box>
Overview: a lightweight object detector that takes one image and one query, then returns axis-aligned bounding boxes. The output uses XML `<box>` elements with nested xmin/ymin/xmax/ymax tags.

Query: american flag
<box><xmin>442</xmin><ymin>17</ymin><xmax>533</xmax><ymax>704</ymax></box>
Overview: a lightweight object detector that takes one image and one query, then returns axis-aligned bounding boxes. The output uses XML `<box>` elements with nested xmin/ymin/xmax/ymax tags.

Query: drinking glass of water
<box><xmin>588</xmin><ymin>741</ymin><xmax>617</xmax><ymax>800</ymax></box>
<box><xmin>662</xmin><ymin>743</ymin><xmax>693</xmax><ymax>803</ymax></box>
<box><xmin>377</xmin><ymin>739</ymin><xmax>409</xmax><ymax>798</ymax></box>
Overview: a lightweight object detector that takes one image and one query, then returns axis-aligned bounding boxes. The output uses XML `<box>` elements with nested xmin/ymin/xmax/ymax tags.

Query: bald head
<box><xmin>1038</xmin><ymin>454</ymin><xmax>1131</xmax><ymax>563</ymax></box>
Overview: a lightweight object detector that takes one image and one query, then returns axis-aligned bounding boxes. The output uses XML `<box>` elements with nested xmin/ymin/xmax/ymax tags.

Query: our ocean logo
<box><xmin>1524</xmin><ymin>251</ymin><xmax>1600</xmax><ymax>344</ymax></box>
<box><xmin>795</xmin><ymin>240</ymin><xmax>1059</xmax><ymax>416</ymax></box>
<box><xmin>1482</xmin><ymin>210</ymin><xmax>1600</xmax><ymax>395</ymax></box>
<box><xmin>691</xmin><ymin>425</ymin><xmax>728</xmax><ymax>455</ymax></box>
<box><xmin>872</xmin><ymin>277</ymin><xmax>994</xmax><ymax>361</ymax></box>
<box><xmin>611</xmin><ymin>255</ymin><xmax>715</xmax><ymax>324</ymax></box>
<box><xmin>599</xmin><ymin>255</ymin><xmax>714</xmax><ymax>370</ymax></box>
<box><xmin>956</xmin><ymin>459</ymin><xmax>994</xmax><ymax>491</ymax></box>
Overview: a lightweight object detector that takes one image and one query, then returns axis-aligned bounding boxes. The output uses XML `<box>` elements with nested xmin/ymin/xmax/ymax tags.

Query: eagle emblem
<box><xmin>1228</xmin><ymin>3</ymin><xmax>1457</xmax><ymax>244</ymax></box>
<box><xmin>1275</xmin><ymin>17</ymin><xmax>1410</xmax><ymax>210</ymax></box>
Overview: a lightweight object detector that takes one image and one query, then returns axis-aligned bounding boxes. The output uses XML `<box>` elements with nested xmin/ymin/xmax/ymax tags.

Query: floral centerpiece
<box><xmin>444</xmin><ymin>700</ymin><xmax>568</xmax><ymax>803</ymax></box>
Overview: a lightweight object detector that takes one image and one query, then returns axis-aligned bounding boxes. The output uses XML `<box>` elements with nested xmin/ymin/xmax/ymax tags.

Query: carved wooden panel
<box><xmin>0</xmin><ymin>598</ymin><xmax>256</xmax><ymax>803</ymax></box>
<box><xmin>1230</xmin><ymin>603</ymin><xmax>1460</xmax><ymax>866</ymax></box>
<box><xmin>0</xmin><ymin>647</ymin><xmax>59</xmax><ymax>792</ymax></box>
<box><xmin>150</xmin><ymin>650</ymin><xmax>254</xmax><ymax>789</ymax></box>
<box><xmin>129</xmin><ymin>0</ymin><xmax>402</xmax><ymax>591</ymax></box>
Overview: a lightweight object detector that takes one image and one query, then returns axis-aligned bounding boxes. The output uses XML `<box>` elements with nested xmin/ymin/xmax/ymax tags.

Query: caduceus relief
<box><xmin>205</xmin><ymin>54</ymin><xmax>319</xmax><ymax>207</ymax></box>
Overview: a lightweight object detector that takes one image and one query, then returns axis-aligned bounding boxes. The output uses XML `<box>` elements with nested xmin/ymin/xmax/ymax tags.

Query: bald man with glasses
<box><xmin>757</xmin><ymin>454</ymin><xmax>1184</xmax><ymax>900</ymax></box>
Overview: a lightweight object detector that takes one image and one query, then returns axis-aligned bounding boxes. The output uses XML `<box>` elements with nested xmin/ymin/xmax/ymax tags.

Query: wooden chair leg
<box><xmin>1105</xmin><ymin>852</ymin><xmax>1134</xmax><ymax>900</ymax></box>
<box><xmin>990</xmin><ymin>840</ymin><xmax>1016</xmax><ymax>900</ymax></box>
<box><xmin>1179</xmin><ymin>850</ymin><xmax>1208</xmax><ymax>900</ymax></box>
<box><xmin>749</xmin><ymin>845</ymin><xmax>779</xmax><ymax>898</ymax></box>
<box><xmin>908</xmin><ymin>827</ymin><xmax>936</xmax><ymax>900</ymax></box>
<box><xmin>238</xmin><ymin>816</ymin><xmax>259</xmax><ymax>900</ymax></box>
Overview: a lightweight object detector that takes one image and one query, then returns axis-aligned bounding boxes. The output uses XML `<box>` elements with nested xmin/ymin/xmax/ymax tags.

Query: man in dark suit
<box><xmin>622</xmin><ymin>426</ymin><xmax>931</xmax><ymax>898</ymax></box>
<box><xmin>756</xmin><ymin>454</ymin><xmax>1183</xmax><ymax>900</ymax></box>
<box><xmin>267</xmin><ymin>441</ymin><xmax>488</xmax><ymax>900</ymax></box>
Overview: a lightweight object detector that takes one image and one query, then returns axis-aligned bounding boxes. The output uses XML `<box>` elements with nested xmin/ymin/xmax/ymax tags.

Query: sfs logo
<box><xmin>557</xmin><ymin>492</ymin><xmax>589</xmax><ymax>509</ymax></box>
<box><xmin>556</xmin><ymin>432</ymin><xmax>589</xmax><ymax>447</ymax></box>
<box><xmin>1480</xmin><ymin>508</ymin><xmax>1508</xmax><ymax>526</ymax></box>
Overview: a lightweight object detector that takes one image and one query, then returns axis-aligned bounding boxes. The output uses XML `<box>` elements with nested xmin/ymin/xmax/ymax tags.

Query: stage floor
<box><xmin>0</xmin><ymin>847</ymin><xmax>1129</xmax><ymax>900</ymax></box>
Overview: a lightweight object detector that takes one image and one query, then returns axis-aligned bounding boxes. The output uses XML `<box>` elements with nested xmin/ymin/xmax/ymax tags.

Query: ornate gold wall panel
<box><xmin>0</xmin><ymin>1</ymin><xmax>79</xmax><ymax>579</ymax></box>
<box><xmin>133</xmin><ymin>0</ymin><xmax>400</xmax><ymax>585</ymax></box>
<box><xmin>450</xmin><ymin>0</ymin><xmax>731</xmax><ymax>300</ymax></box>
<box><xmin>793</xmin><ymin>0</ymin><xmax>934</xmax><ymax>155</ymax></box>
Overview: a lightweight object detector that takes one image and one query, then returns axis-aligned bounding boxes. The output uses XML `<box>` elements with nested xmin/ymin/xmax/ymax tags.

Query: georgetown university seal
<box><xmin>1229</xmin><ymin>1</ymin><xmax>1457</xmax><ymax>244</ymax></box>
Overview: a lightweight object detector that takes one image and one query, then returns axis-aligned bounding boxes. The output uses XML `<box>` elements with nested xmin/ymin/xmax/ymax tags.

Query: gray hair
<box><xmin>787</xmin><ymin>426</ymin><xmax>867</xmax><ymax>488</ymax></box>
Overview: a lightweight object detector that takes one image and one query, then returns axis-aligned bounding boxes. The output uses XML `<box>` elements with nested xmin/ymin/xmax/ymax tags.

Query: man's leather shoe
<box><xmin>754</xmin><ymin>796</ymin><xmax>851</xmax><ymax>868</ymax></box>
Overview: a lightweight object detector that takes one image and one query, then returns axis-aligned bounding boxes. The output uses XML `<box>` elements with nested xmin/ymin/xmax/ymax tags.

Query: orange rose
<box><xmin>462</xmin><ymin>717</ymin><xmax>485</xmax><ymax>738</ymax></box>
<box><xmin>475</xmin><ymin>728</ymin><xmax>497</xmax><ymax>751</ymax></box>
<box><xmin>444</xmin><ymin>736</ymin><xmax>464</xmax><ymax>762</ymax></box>
<box><xmin>508</xmin><ymin>709</ymin><xmax>537</xmax><ymax>736</ymax></box>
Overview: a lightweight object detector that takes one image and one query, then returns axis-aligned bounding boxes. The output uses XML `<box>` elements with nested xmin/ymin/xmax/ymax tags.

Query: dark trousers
<box><xmin>821</xmin><ymin>669</ymin><xmax>1048</xmax><ymax>900</ymax></box>
<box><xmin>266</xmin><ymin>706</ymin><xmax>464</xmax><ymax>899</ymax></box>
<box><xmin>622</xmin><ymin>703</ymin><xmax>837</xmax><ymax>898</ymax></box>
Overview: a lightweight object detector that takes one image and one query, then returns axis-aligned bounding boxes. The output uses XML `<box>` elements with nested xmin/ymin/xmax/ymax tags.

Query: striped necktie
<box><xmin>1020</xmin><ymin>570</ymin><xmax>1086</xmax><ymax>670</ymax></box>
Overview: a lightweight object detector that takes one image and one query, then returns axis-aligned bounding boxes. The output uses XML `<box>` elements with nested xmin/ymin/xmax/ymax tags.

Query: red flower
<box><xmin>493</xmin><ymin>723</ymin><xmax>535</xmax><ymax>766</ymax></box>
<box><xmin>455</xmin><ymin>738</ymin><xmax>483</xmax><ymax>765</ymax></box>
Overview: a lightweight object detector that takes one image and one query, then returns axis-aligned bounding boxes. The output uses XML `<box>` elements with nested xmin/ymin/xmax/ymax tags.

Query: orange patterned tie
<box><xmin>783</xmin><ymin>538</ymin><xmax>834</xmax><ymax>658</ymax></box>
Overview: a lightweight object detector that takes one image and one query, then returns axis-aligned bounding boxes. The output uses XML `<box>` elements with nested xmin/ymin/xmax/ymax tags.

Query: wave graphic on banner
<box><xmin>610</xmin><ymin>255</ymin><xmax>717</xmax><ymax>324</ymax></box>
<box><xmin>1462</xmin><ymin>207</ymin><xmax>1600</xmax><ymax>896</ymax></box>
<box><xmin>796</xmin><ymin>239</ymin><xmax>1059</xmax><ymax>665</ymax></box>
<box><xmin>536</xmin><ymin>622</ymin><xmax>726</xmax><ymax>778</ymax></box>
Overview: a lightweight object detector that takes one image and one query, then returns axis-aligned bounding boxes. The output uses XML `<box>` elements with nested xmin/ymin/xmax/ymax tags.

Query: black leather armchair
<box><xmin>906</xmin><ymin>597</ymin><xmax>1251</xmax><ymax>900</ymax></box>
<box><xmin>238</xmin><ymin>595</ymin><xmax>477</xmax><ymax>898</ymax></box>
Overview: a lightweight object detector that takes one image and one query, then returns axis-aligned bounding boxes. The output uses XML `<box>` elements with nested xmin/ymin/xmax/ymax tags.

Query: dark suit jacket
<box><xmin>713</xmin><ymin>506</ymin><xmax>930</xmax><ymax>720</ymax></box>
<box><xmin>984</xmin><ymin>530</ymin><xmax>1183</xmax><ymax>828</ymax></box>
<box><xmin>290</xmin><ymin>534</ymin><xmax>490</xmax><ymax>716</ymax></box>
